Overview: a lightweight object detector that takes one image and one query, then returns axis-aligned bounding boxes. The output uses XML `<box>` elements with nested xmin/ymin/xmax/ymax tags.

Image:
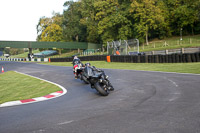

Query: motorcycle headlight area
<box><xmin>105</xmin><ymin>75</ymin><xmax>109</xmax><ymax>79</ymax></box>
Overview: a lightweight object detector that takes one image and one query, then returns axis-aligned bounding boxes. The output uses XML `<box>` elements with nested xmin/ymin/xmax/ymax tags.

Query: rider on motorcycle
<box><xmin>73</xmin><ymin>56</ymin><xmax>82</xmax><ymax>79</ymax></box>
<box><xmin>84</xmin><ymin>62</ymin><xmax>114</xmax><ymax>93</ymax></box>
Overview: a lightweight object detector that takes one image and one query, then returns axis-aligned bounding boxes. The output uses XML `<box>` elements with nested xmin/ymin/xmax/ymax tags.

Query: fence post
<box><xmin>181</xmin><ymin>48</ymin><xmax>184</xmax><ymax>54</ymax></box>
<box><xmin>165</xmin><ymin>49</ymin><xmax>168</xmax><ymax>55</ymax></box>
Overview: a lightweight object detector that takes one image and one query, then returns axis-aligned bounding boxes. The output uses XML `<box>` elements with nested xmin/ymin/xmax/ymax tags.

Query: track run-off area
<box><xmin>0</xmin><ymin>61</ymin><xmax>200</xmax><ymax>133</ymax></box>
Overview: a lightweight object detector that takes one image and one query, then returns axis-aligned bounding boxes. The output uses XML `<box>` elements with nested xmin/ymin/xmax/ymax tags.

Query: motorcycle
<box><xmin>82</xmin><ymin>63</ymin><xmax>114</xmax><ymax>96</ymax></box>
<box><xmin>73</xmin><ymin>62</ymin><xmax>90</xmax><ymax>84</ymax></box>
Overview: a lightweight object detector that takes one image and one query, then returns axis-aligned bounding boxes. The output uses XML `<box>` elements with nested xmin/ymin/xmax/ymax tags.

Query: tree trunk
<box><xmin>146</xmin><ymin>26</ymin><xmax>149</xmax><ymax>45</ymax></box>
<box><xmin>76</xmin><ymin>35</ymin><xmax>79</xmax><ymax>41</ymax></box>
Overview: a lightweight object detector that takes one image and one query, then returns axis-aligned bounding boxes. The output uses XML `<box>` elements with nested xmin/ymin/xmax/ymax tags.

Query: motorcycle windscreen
<box><xmin>73</xmin><ymin>59</ymin><xmax>80</xmax><ymax>65</ymax></box>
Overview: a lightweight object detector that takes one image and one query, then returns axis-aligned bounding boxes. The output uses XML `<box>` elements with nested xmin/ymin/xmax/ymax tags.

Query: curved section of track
<box><xmin>0</xmin><ymin>61</ymin><xmax>200</xmax><ymax>133</ymax></box>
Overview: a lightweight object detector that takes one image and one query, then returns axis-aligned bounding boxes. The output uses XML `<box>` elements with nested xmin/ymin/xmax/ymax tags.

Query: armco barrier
<box><xmin>54</xmin><ymin>53</ymin><xmax>199</xmax><ymax>63</ymax></box>
<box><xmin>49</xmin><ymin>53</ymin><xmax>199</xmax><ymax>63</ymax></box>
<box><xmin>2</xmin><ymin>53</ymin><xmax>199</xmax><ymax>63</ymax></box>
<box><xmin>0</xmin><ymin>58</ymin><xmax>49</xmax><ymax>62</ymax></box>
<box><xmin>50</xmin><ymin>55</ymin><xmax>107</xmax><ymax>62</ymax></box>
<box><xmin>108</xmin><ymin>53</ymin><xmax>200</xmax><ymax>63</ymax></box>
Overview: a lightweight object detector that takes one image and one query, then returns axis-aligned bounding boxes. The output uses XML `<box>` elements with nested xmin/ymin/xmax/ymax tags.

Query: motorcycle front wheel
<box><xmin>81</xmin><ymin>75</ymin><xmax>90</xmax><ymax>84</ymax></box>
<box><xmin>94</xmin><ymin>82</ymin><xmax>109</xmax><ymax>96</ymax></box>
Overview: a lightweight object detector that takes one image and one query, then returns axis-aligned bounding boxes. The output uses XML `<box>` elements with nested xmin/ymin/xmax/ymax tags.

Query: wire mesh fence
<box><xmin>107</xmin><ymin>39</ymin><xmax>139</xmax><ymax>55</ymax></box>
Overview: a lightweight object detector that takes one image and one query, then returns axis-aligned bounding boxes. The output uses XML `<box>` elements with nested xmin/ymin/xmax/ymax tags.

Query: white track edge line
<box><xmin>0</xmin><ymin>71</ymin><xmax>67</xmax><ymax>107</ymax></box>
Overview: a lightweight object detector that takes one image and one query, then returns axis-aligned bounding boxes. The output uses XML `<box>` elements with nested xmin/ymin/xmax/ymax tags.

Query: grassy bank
<box><xmin>0</xmin><ymin>71</ymin><xmax>61</xmax><ymax>104</ymax></box>
<box><xmin>5</xmin><ymin>35</ymin><xmax>200</xmax><ymax>58</ymax></box>
<box><xmin>140</xmin><ymin>35</ymin><xmax>200</xmax><ymax>52</ymax></box>
<box><xmin>10</xmin><ymin>49</ymin><xmax>40</xmax><ymax>58</ymax></box>
<box><xmin>40</xmin><ymin>61</ymin><xmax>200</xmax><ymax>74</ymax></box>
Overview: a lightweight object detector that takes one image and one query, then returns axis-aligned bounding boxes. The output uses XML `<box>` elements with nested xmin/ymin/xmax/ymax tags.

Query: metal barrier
<box><xmin>0</xmin><ymin>58</ymin><xmax>49</xmax><ymax>62</ymax></box>
<box><xmin>145</xmin><ymin>47</ymin><xmax>200</xmax><ymax>55</ymax></box>
<box><xmin>1</xmin><ymin>53</ymin><xmax>199</xmax><ymax>63</ymax></box>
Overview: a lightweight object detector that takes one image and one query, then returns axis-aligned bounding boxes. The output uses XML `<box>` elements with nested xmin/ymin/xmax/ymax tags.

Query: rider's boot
<box><xmin>75</xmin><ymin>73</ymin><xmax>78</xmax><ymax>79</ymax></box>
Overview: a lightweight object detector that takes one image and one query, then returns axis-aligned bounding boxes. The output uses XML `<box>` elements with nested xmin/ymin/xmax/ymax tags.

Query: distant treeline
<box><xmin>36</xmin><ymin>0</ymin><xmax>200</xmax><ymax>46</ymax></box>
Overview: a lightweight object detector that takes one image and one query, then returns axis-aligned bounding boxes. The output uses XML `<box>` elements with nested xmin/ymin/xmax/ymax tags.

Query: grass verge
<box><xmin>140</xmin><ymin>35</ymin><xmax>200</xmax><ymax>52</ymax></box>
<box><xmin>10</xmin><ymin>49</ymin><xmax>40</xmax><ymax>58</ymax></box>
<box><xmin>0</xmin><ymin>71</ymin><xmax>61</xmax><ymax>104</ymax></box>
<box><xmin>40</xmin><ymin>61</ymin><xmax>200</xmax><ymax>74</ymax></box>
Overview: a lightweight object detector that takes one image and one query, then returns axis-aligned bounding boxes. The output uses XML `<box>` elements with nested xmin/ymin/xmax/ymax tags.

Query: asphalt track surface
<box><xmin>0</xmin><ymin>61</ymin><xmax>200</xmax><ymax>133</ymax></box>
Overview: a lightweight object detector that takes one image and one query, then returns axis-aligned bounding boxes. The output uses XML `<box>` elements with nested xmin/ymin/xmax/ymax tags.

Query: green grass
<box><xmin>49</xmin><ymin>50</ymin><xmax>77</xmax><ymax>58</ymax></box>
<box><xmin>40</xmin><ymin>61</ymin><xmax>200</xmax><ymax>74</ymax></box>
<box><xmin>10</xmin><ymin>49</ymin><xmax>40</xmax><ymax>58</ymax></box>
<box><xmin>5</xmin><ymin>35</ymin><xmax>200</xmax><ymax>58</ymax></box>
<box><xmin>0</xmin><ymin>71</ymin><xmax>61</xmax><ymax>104</ymax></box>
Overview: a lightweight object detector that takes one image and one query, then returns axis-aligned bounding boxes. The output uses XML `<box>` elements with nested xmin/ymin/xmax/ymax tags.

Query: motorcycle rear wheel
<box><xmin>94</xmin><ymin>82</ymin><xmax>109</xmax><ymax>96</ymax></box>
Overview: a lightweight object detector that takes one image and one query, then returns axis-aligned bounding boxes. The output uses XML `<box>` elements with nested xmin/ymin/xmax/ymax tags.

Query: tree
<box><xmin>94</xmin><ymin>0</ymin><xmax>132</xmax><ymax>45</ymax></box>
<box><xmin>63</xmin><ymin>1</ymin><xmax>86</xmax><ymax>42</ymax></box>
<box><xmin>36</xmin><ymin>0</ymin><xmax>200</xmax><ymax>47</ymax></box>
<box><xmin>80</xmin><ymin>0</ymin><xmax>100</xmax><ymax>43</ymax></box>
<box><xmin>36</xmin><ymin>17</ymin><xmax>51</xmax><ymax>41</ymax></box>
<box><xmin>36</xmin><ymin>13</ymin><xmax>64</xmax><ymax>42</ymax></box>
<box><xmin>130</xmin><ymin>0</ymin><xmax>165</xmax><ymax>45</ymax></box>
<box><xmin>40</xmin><ymin>23</ymin><xmax>63</xmax><ymax>42</ymax></box>
<box><xmin>151</xmin><ymin>0</ymin><xmax>172</xmax><ymax>39</ymax></box>
<box><xmin>166</xmin><ymin>0</ymin><xmax>200</xmax><ymax>35</ymax></box>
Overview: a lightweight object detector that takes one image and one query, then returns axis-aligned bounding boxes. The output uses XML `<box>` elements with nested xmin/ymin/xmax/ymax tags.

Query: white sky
<box><xmin>0</xmin><ymin>0</ymin><xmax>69</xmax><ymax>41</ymax></box>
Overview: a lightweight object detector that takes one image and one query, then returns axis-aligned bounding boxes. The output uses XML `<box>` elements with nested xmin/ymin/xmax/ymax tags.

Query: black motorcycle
<box><xmin>82</xmin><ymin>63</ymin><xmax>114</xmax><ymax>96</ymax></box>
